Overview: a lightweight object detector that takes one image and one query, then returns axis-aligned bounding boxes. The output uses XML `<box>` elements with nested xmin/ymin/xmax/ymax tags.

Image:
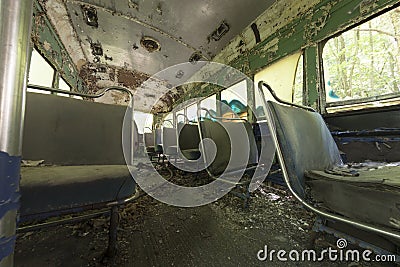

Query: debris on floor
<box><xmin>15</xmin><ymin>165</ymin><xmax>382</xmax><ymax>266</ymax></box>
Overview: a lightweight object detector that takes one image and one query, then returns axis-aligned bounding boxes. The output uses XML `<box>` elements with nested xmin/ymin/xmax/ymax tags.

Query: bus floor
<box><xmin>14</xmin><ymin>181</ymin><xmax>387</xmax><ymax>267</ymax></box>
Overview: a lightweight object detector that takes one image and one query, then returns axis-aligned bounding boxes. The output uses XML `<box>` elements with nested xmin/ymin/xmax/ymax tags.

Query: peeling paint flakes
<box><xmin>212</xmin><ymin>0</ymin><xmax>319</xmax><ymax>65</ymax></box>
<box><xmin>43</xmin><ymin>41</ymin><xmax>51</xmax><ymax>51</ymax></box>
<box><xmin>360</xmin><ymin>0</ymin><xmax>378</xmax><ymax>14</ymax></box>
<box><xmin>76</xmin><ymin>59</ymin><xmax>86</xmax><ymax>71</ymax></box>
<box><xmin>303</xmin><ymin>1</ymin><xmax>336</xmax><ymax>41</ymax></box>
<box><xmin>45</xmin><ymin>0</ymin><xmax>86</xmax><ymax>65</ymax></box>
<box><xmin>257</xmin><ymin>0</ymin><xmax>316</xmax><ymax>40</ymax></box>
<box><xmin>213</xmin><ymin>35</ymin><xmax>243</xmax><ymax>64</ymax></box>
<box><xmin>260</xmin><ymin>37</ymin><xmax>279</xmax><ymax>53</ymax></box>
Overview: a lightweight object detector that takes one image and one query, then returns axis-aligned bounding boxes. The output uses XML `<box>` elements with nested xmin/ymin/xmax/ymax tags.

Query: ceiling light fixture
<box><xmin>140</xmin><ymin>36</ymin><xmax>161</xmax><ymax>52</ymax></box>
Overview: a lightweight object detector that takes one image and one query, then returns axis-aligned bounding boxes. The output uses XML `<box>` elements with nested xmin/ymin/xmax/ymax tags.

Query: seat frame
<box><xmin>19</xmin><ymin>85</ymin><xmax>139</xmax><ymax>257</ymax></box>
<box><xmin>195</xmin><ymin>107</ymin><xmax>271</xmax><ymax>207</ymax></box>
<box><xmin>258</xmin><ymin>81</ymin><xmax>400</xmax><ymax>242</ymax></box>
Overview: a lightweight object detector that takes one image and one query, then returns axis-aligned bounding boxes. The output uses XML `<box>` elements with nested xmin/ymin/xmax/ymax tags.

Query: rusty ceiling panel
<box><xmin>117</xmin><ymin>68</ymin><xmax>149</xmax><ymax>88</ymax></box>
<box><xmin>41</xmin><ymin>0</ymin><xmax>277</xmax><ymax>112</ymax></box>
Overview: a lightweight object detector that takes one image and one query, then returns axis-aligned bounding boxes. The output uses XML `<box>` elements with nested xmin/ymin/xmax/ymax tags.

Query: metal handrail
<box><xmin>176</xmin><ymin>113</ymin><xmax>189</xmax><ymax>123</ymax></box>
<box><xmin>197</xmin><ymin>107</ymin><xmax>248</xmax><ymax>122</ymax></box>
<box><xmin>28</xmin><ymin>84</ymin><xmax>133</xmax><ymax>99</ymax></box>
<box><xmin>162</xmin><ymin>119</ymin><xmax>174</xmax><ymax>128</ymax></box>
<box><xmin>258</xmin><ymin>81</ymin><xmax>315</xmax><ymax>112</ymax></box>
<box><xmin>195</xmin><ymin>106</ymin><xmax>265</xmax><ymax>187</ymax></box>
<box><xmin>258</xmin><ymin>80</ymin><xmax>400</xmax><ymax>240</ymax></box>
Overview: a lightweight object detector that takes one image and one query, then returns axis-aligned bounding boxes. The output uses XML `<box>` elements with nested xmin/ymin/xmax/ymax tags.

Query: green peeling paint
<box><xmin>32</xmin><ymin>1</ymin><xmax>86</xmax><ymax>92</ymax></box>
<box><xmin>181</xmin><ymin>0</ymin><xmax>399</xmax><ymax>110</ymax></box>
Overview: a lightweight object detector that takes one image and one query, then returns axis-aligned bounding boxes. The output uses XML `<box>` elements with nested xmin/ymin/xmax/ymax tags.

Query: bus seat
<box><xmin>22</xmin><ymin>92</ymin><xmax>136</xmax><ymax>166</ymax></box>
<box><xmin>199</xmin><ymin>119</ymin><xmax>258</xmax><ymax>176</ymax></box>
<box><xmin>265</xmin><ymin>100</ymin><xmax>341</xmax><ymax>197</ymax></box>
<box><xmin>20</xmin><ymin>165</ymin><xmax>133</xmax><ymax>218</ymax></box>
<box><xmin>144</xmin><ymin>132</ymin><xmax>156</xmax><ymax>159</ymax></box>
<box><xmin>177</xmin><ymin>123</ymin><xmax>201</xmax><ymax>160</ymax></box>
<box><xmin>162</xmin><ymin>127</ymin><xmax>178</xmax><ymax>159</ymax></box>
<box><xmin>154</xmin><ymin>128</ymin><xmax>163</xmax><ymax>155</ymax></box>
<box><xmin>265</xmin><ymin>100</ymin><xmax>400</xmax><ymax>238</ymax></box>
<box><xmin>20</xmin><ymin>92</ymin><xmax>138</xmax><ymax>254</ymax></box>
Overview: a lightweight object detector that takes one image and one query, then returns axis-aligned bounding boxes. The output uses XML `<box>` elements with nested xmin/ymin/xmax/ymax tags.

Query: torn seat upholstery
<box><xmin>266</xmin><ymin>100</ymin><xmax>400</xmax><ymax>234</ymax></box>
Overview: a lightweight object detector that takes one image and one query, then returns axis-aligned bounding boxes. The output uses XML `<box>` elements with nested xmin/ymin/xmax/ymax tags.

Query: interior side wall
<box><xmin>179</xmin><ymin>0</ymin><xmax>399</xmax><ymax>109</ymax></box>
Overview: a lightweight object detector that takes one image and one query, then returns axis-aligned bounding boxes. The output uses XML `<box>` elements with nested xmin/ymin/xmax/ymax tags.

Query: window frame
<box><xmin>27</xmin><ymin>48</ymin><xmax>56</xmax><ymax>90</ymax></box>
<box><xmin>319</xmin><ymin>5</ymin><xmax>400</xmax><ymax>113</ymax></box>
<box><xmin>199</xmin><ymin>94</ymin><xmax>217</xmax><ymax>119</ymax></box>
<box><xmin>220</xmin><ymin>79</ymin><xmax>248</xmax><ymax>106</ymax></box>
<box><xmin>27</xmin><ymin>48</ymin><xmax>75</xmax><ymax>97</ymax></box>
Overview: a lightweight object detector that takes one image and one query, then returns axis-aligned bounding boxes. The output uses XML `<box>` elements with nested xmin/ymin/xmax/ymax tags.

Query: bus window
<box><xmin>57</xmin><ymin>77</ymin><xmax>72</xmax><ymax>97</ymax></box>
<box><xmin>323</xmin><ymin>7</ymin><xmax>400</xmax><ymax>112</ymax></box>
<box><xmin>134</xmin><ymin>111</ymin><xmax>153</xmax><ymax>134</ymax></box>
<box><xmin>221</xmin><ymin>80</ymin><xmax>247</xmax><ymax>119</ymax></box>
<box><xmin>176</xmin><ymin>109</ymin><xmax>185</xmax><ymax>124</ymax></box>
<box><xmin>254</xmin><ymin>51</ymin><xmax>302</xmax><ymax>117</ymax></box>
<box><xmin>163</xmin><ymin>113</ymin><xmax>174</xmax><ymax>128</ymax></box>
<box><xmin>186</xmin><ymin>103</ymin><xmax>198</xmax><ymax>122</ymax></box>
<box><xmin>200</xmin><ymin>94</ymin><xmax>217</xmax><ymax>119</ymax></box>
<box><xmin>27</xmin><ymin>49</ymin><xmax>54</xmax><ymax>94</ymax></box>
<box><xmin>254</xmin><ymin>52</ymin><xmax>302</xmax><ymax>104</ymax></box>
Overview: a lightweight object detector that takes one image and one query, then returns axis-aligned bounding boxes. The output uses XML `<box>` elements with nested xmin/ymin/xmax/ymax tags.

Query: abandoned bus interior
<box><xmin>0</xmin><ymin>0</ymin><xmax>400</xmax><ymax>266</ymax></box>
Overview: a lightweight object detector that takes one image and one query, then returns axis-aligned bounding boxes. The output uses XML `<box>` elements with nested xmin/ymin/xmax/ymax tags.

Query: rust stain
<box><xmin>117</xmin><ymin>68</ymin><xmax>149</xmax><ymax>88</ymax></box>
<box><xmin>76</xmin><ymin>59</ymin><xmax>86</xmax><ymax>71</ymax></box>
<box><xmin>108</xmin><ymin>67</ymin><xmax>115</xmax><ymax>81</ymax></box>
<box><xmin>79</xmin><ymin>63</ymin><xmax>152</xmax><ymax>106</ymax></box>
<box><xmin>150</xmin><ymin>85</ymin><xmax>187</xmax><ymax>114</ymax></box>
<box><xmin>151</xmin><ymin>92</ymin><xmax>174</xmax><ymax>113</ymax></box>
<box><xmin>79</xmin><ymin>63</ymin><xmax>98</xmax><ymax>95</ymax></box>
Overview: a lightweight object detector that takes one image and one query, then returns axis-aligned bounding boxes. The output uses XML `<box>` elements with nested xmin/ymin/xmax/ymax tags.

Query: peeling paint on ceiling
<box><xmin>39</xmin><ymin>0</ymin><xmax>275</xmax><ymax>112</ymax></box>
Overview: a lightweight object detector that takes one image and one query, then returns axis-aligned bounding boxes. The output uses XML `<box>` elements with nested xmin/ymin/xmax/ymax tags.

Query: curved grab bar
<box><xmin>197</xmin><ymin>107</ymin><xmax>248</xmax><ymax>122</ymax></box>
<box><xmin>162</xmin><ymin>119</ymin><xmax>174</xmax><ymax>128</ymax></box>
<box><xmin>28</xmin><ymin>84</ymin><xmax>133</xmax><ymax>99</ymax></box>
<box><xmin>176</xmin><ymin>113</ymin><xmax>189</xmax><ymax>123</ymax></box>
<box><xmin>176</xmin><ymin>113</ymin><xmax>201</xmax><ymax>125</ymax></box>
<box><xmin>258</xmin><ymin>80</ymin><xmax>400</xmax><ymax>240</ymax></box>
<box><xmin>258</xmin><ymin>81</ymin><xmax>315</xmax><ymax>112</ymax></box>
<box><xmin>154</xmin><ymin>122</ymin><xmax>162</xmax><ymax>129</ymax></box>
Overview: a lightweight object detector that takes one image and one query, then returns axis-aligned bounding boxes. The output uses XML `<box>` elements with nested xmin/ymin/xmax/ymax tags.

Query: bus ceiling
<box><xmin>32</xmin><ymin>0</ymin><xmax>400</xmax><ymax>113</ymax></box>
<box><xmin>35</xmin><ymin>0</ymin><xmax>274</xmax><ymax>111</ymax></box>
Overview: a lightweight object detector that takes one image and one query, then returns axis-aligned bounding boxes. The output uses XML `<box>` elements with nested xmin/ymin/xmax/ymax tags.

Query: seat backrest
<box><xmin>162</xmin><ymin>127</ymin><xmax>177</xmax><ymax>150</ymax></box>
<box><xmin>199</xmin><ymin>119</ymin><xmax>258</xmax><ymax>175</ymax></box>
<box><xmin>23</xmin><ymin>92</ymin><xmax>137</xmax><ymax>165</ymax></box>
<box><xmin>154</xmin><ymin>128</ymin><xmax>162</xmax><ymax>145</ymax></box>
<box><xmin>177</xmin><ymin>123</ymin><xmax>200</xmax><ymax>151</ymax></box>
<box><xmin>266</xmin><ymin>101</ymin><xmax>342</xmax><ymax>196</ymax></box>
<box><xmin>144</xmin><ymin>132</ymin><xmax>155</xmax><ymax>147</ymax></box>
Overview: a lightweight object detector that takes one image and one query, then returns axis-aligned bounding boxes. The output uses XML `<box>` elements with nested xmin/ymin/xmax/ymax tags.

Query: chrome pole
<box><xmin>0</xmin><ymin>1</ymin><xmax>34</xmax><ymax>266</ymax></box>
